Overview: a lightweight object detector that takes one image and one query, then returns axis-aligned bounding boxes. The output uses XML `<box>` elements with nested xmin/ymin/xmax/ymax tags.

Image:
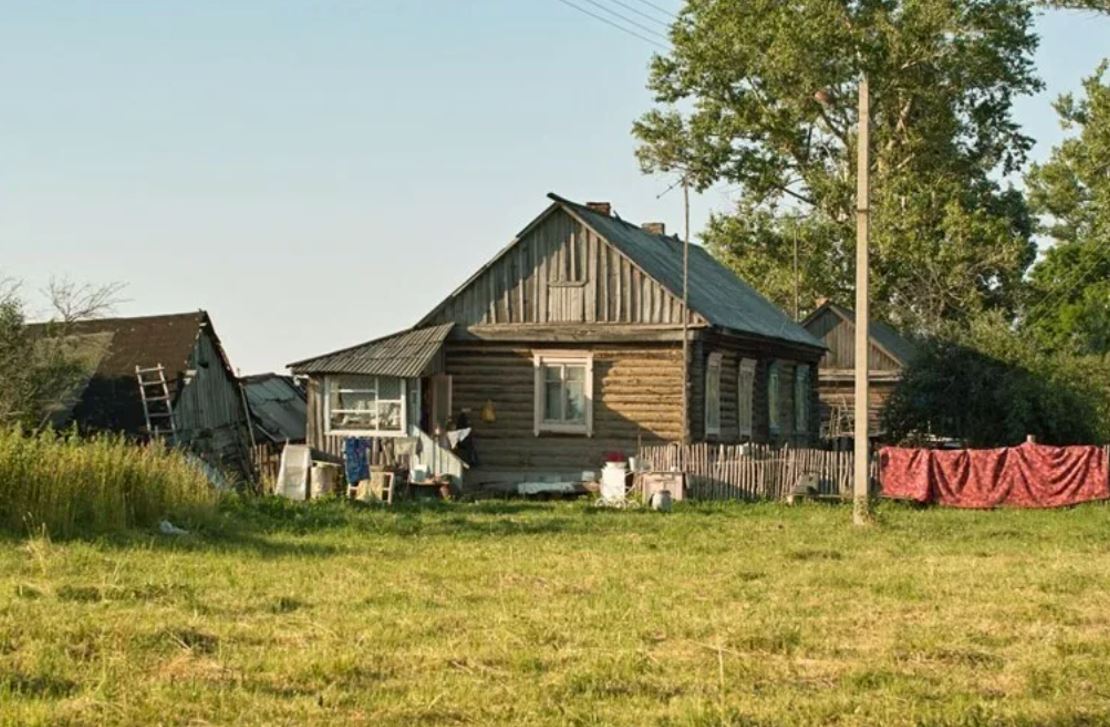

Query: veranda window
<box><xmin>325</xmin><ymin>374</ymin><xmax>406</xmax><ymax>436</ymax></box>
<box><xmin>533</xmin><ymin>352</ymin><xmax>593</xmax><ymax>435</ymax></box>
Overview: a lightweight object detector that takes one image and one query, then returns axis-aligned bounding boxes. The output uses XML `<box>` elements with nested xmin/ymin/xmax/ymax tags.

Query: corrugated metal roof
<box><xmin>288</xmin><ymin>323</ymin><xmax>453</xmax><ymax>377</ymax></box>
<box><xmin>241</xmin><ymin>373</ymin><xmax>307</xmax><ymax>442</ymax></box>
<box><xmin>803</xmin><ymin>301</ymin><xmax>917</xmax><ymax>365</ymax></box>
<box><xmin>550</xmin><ymin>194</ymin><xmax>824</xmax><ymax>349</ymax></box>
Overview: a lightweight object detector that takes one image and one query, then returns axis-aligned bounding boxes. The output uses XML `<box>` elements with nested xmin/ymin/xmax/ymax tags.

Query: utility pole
<box><xmin>853</xmin><ymin>74</ymin><xmax>872</xmax><ymax>526</ymax></box>
<box><xmin>681</xmin><ymin>177</ymin><xmax>691</xmax><ymax>444</ymax></box>
<box><xmin>792</xmin><ymin>226</ymin><xmax>800</xmax><ymax>320</ymax></box>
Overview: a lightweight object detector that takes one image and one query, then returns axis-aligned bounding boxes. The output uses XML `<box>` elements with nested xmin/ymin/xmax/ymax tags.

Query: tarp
<box><xmin>880</xmin><ymin>442</ymin><xmax>1110</xmax><ymax>509</ymax></box>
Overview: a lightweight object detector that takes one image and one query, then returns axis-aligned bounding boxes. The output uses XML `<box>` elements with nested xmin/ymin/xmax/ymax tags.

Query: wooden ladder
<box><xmin>135</xmin><ymin>364</ymin><xmax>177</xmax><ymax>442</ymax></box>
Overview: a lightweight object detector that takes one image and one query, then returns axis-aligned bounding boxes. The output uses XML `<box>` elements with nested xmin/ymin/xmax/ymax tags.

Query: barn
<box><xmin>290</xmin><ymin>193</ymin><xmax>826</xmax><ymax>488</ymax></box>
<box><xmin>800</xmin><ymin>300</ymin><xmax>917</xmax><ymax>442</ymax></box>
<box><xmin>37</xmin><ymin>311</ymin><xmax>254</xmax><ymax>477</ymax></box>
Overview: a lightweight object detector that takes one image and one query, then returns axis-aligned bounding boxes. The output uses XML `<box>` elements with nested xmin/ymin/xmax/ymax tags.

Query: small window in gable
<box><xmin>704</xmin><ymin>352</ymin><xmax>722</xmax><ymax>437</ymax></box>
<box><xmin>737</xmin><ymin>358</ymin><xmax>757</xmax><ymax>438</ymax></box>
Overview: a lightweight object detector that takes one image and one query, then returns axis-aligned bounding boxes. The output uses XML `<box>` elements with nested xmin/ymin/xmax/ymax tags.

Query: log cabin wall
<box><xmin>422</xmin><ymin>208</ymin><xmax>702</xmax><ymax>328</ymax></box>
<box><xmin>445</xmin><ymin>341</ymin><xmax>683</xmax><ymax>482</ymax></box>
<box><xmin>689</xmin><ymin>331</ymin><xmax>821</xmax><ymax>446</ymax></box>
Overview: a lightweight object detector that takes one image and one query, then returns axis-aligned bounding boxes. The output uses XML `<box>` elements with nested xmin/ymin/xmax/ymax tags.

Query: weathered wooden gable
<box><xmin>421</xmin><ymin>207</ymin><xmax>702</xmax><ymax>329</ymax></box>
<box><xmin>806</xmin><ymin>307</ymin><xmax>902</xmax><ymax>372</ymax></box>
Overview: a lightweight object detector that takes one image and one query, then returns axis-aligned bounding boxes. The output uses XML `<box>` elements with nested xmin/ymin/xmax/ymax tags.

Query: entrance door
<box><xmin>427</xmin><ymin>373</ymin><xmax>453</xmax><ymax>434</ymax></box>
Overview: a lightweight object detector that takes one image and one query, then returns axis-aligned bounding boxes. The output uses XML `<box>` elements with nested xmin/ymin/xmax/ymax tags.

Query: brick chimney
<box><xmin>586</xmin><ymin>201</ymin><xmax>611</xmax><ymax>216</ymax></box>
<box><xmin>641</xmin><ymin>222</ymin><xmax>666</xmax><ymax>235</ymax></box>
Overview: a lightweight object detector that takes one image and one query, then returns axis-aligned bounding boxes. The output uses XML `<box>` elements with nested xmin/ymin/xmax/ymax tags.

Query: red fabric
<box><xmin>880</xmin><ymin>443</ymin><xmax>1110</xmax><ymax>509</ymax></box>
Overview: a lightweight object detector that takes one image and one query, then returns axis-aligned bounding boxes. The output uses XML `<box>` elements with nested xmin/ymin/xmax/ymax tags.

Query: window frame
<box><xmin>323</xmin><ymin>374</ymin><xmax>409</xmax><ymax>438</ymax></box>
<box><xmin>704</xmin><ymin>352</ymin><xmax>722</xmax><ymax>438</ymax></box>
<box><xmin>737</xmin><ymin>357</ymin><xmax>757</xmax><ymax>439</ymax></box>
<box><xmin>794</xmin><ymin>364</ymin><xmax>811</xmax><ymax>435</ymax></box>
<box><xmin>768</xmin><ymin>361</ymin><xmax>782</xmax><ymax>435</ymax></box>
<box><xmin>533</xmin><ymin>351</ymin><xmax>594</xmax><ymax>436</ymax></box>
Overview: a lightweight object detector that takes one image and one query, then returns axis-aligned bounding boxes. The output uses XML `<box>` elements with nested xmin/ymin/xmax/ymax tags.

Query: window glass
<box><xmin>768</xmin><ymin>362</ymin><xmax>781</xmax><ymax>433</ymax></box>
<box><xmin>535</xmin><ymin>355</ymin><xmax>592</xmax><ymax>433</ymax></box>
<box><xmin>705</xmin><ymin>353</ymin><xmax>722</xmax><ymax>436</ymax></box>
<box><xmin>327</xmin><ymin>375</ymin><xmax>404</xmax><ymax>434</ymax></box>
<box><xmin>738</xmin><ymin>358</ymin><xmax>756</xmax><ymax>437</ymax></box>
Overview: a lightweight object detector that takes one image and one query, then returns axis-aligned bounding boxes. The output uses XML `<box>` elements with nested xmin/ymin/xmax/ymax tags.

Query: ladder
<box><xmin>135</xmin><ymin>364</ymin><xmax>177</xmax><ymax>442</ymax></box>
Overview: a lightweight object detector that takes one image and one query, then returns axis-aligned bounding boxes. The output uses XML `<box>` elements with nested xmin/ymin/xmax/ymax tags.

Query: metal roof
<box><xmin>802</xmin><ymin>301</ymin><xmax>917</xmax><ymax>365</ymax></box>
<box><xmin>241</xmin><ymin>373</ymin><xmax>307</xmax><ymax>443</ymax></box>
<box><xmin>550</xmin><ymin>195</ymin><xmax>824</xmax><ymax>349</ymax></box>
<box><xmin>288</xmin><ymin>323</ymin><xmax>453</xmax><ymax>377</ymax></box>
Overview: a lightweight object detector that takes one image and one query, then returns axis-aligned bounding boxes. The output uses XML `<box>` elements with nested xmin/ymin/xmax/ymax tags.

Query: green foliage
<box><xmin>0</xmin><ymin>428</ymin><xmax>216</xmax><ymax>537</ymax></box>
<box><xmin>1024</xmin><ymin>62</ymin><xmax>1110</xmax><ymax>355</ymax></box>
<box><xmin>0</xmin><ymin>291</ymin><xmax>91</xmax><ymax>431</ymax></box>
<box><xmin>883</xmin><ymin>313</ymin><xmax>1110</xmax><ymax>445</ymax></box>
<box><xmin>634</xmin><ymin>0</ymin><xmax>1041</xmax><ymax>330</ymax></box>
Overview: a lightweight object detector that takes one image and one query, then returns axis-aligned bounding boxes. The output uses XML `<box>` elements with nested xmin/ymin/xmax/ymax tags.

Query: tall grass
<box><xmin>0</xmin><ymin>428</ymin><xmax>216</xmax><ymax>537</ymax></box>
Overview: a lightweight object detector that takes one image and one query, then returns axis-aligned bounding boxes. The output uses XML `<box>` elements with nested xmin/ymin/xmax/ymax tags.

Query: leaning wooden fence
<box><xmin>637</xmin><ymin>443</ymin><xmax>878</xmax><ymax>501</ymax></box>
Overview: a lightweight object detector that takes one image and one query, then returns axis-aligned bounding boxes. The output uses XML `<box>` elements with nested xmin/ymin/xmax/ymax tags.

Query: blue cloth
<box><xmin>343</xmin><ymin>437</ymin><xmax>371</xmax><ymax>483</ymax></box>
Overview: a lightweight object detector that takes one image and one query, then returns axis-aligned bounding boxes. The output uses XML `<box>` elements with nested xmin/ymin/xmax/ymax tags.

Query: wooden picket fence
<box><xmin>636</xmin><ymin>442</ymin><xmax>877</xmax><ymax>501</ymax></box>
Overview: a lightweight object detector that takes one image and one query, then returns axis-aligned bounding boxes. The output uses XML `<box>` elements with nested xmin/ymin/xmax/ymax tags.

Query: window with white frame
<box><xmin>704</xmin><ymin>352</ymin><xmax>722</xmax><ymax>437</ymax></box>
<box><xmin>533</xmin><ymin>352</ymin><xmax>593</xmax><ymax>435</ymax></box>
<box><xmin>768</xmin><ymin>361</ymin><xmax>781</xmax><ymax>434</ymax></box>
<box><xmin>325</xmin><ymin>374</ymin><xmax>407</xmax><ymax>436</ymax></box>
<box><xmin>794</xmin><ymin>364</ymin><xmax>811</xmax><ymax>434</ymax></box>
<box><xmin>737</xmin><ymin>358</ymin><xmax>757</xmax><ymax>438</ymax></box>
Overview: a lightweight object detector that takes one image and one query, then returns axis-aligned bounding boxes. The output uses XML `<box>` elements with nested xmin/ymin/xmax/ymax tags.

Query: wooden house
<box><xmin>37</xmin><ymin>311</ymin><xmax>254</xmax><ymax>476</ymax></box>
<box><xmin>289</xmin><ymin>194</ymin><xmax>825</xmax><ymax>487</ymax></box>
<box><xmin>800</xmin><ymin>301</ymin><xmax>917</xmax><ymax>441</ymax></box>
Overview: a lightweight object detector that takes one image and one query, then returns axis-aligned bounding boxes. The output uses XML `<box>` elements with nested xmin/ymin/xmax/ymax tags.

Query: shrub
<box><xmin>0</xmin><ymin>428</ymin><xmax>216</xmax><ymax>537</ymax></box>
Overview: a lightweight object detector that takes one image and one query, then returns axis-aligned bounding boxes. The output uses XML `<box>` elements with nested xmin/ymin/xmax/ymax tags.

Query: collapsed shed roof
<box><xmin>241</xmin><ymin>373</ymin><xmax>307</xmax><ymax>443</ymax></box>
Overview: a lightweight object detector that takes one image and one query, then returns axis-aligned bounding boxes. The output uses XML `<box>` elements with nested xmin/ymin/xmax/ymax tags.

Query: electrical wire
<box><xmin>552</xmin><ymin>0</ymin><xmax>671</xmax><ymax>51</ymax></box>
<box><xmin>579</xmin><ymin>0</ymin><xmax>671</xmax><ymax>42</ymax></box>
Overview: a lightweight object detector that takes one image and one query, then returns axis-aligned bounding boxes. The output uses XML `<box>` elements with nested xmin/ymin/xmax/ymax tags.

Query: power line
<box><xmin>552</xmin><ymin>0</ymin><xmax>671</xmax><ymax>51</ymax></box>
<box><xmin>579</xmin><ymin>0</ymin><xmax>671</xmax><ymax>42</ymax></box>
<box><xmin>605</xmin><ymin>0</ymin><xmax>673</xmax><ymax>28</ymax></box>
<box><xmin>631</xmin><ymin>0</ymin><xmax>679</xmax><ymax>20</ymax></box>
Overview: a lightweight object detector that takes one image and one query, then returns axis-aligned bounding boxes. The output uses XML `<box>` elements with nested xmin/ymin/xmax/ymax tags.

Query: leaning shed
<box><xmin>290</xmin><ymin>193</ymin><xmax>825</xmax><ymax>488</ymax></box>
<box><xmin>36</xmin><ymin>311</ymin><xmax>254</xmax><ymax>476</ymax></box>
<box><xmin>801</xmin><ymin>300</ymin><xmax>917</xmax><ymax>440</ymax></box>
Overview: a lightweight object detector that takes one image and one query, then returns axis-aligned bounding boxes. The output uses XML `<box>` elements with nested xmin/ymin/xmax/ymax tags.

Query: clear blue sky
<box><xmin>2</xmin><ymin>2</ymin><xmax>1107</xmax><ymax>374</ymax></box>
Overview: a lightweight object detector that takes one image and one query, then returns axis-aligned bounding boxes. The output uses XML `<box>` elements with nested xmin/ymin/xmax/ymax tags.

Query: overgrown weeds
<box><xmin>0</xmin><ymin>427</ymin><xmax>216</xmax><ymax>537</ymax></box>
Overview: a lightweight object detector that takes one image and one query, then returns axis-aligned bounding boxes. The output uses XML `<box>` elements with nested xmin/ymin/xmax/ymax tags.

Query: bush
<box><xmin>0</xmin><ymin>428</ymin><xmax>217</xmax><ymax>537</ymax></box>
<box><xmin>883</xmin><ymin>313</ymin><xmax>1110</xmax><ymax>446</ymax></box>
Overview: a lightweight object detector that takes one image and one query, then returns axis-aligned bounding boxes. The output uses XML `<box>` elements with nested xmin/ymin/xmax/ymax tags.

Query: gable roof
<box><xmin>288</xmin><ymin>323</ymin><xmax>453</xmax><ymax>377</ymax></box>
<box><xmin>550</xmin><ymin>195</ymin><xmax>821</xmax><ymax>348</ymax></box>
<box><xmin>28</xmin><ymin>311</ymin><xmax>223</xmax><ymax>434</ymax></box>
<box><xmin>417</xmin><ymin>193</ymin><xmax>822</xmax><ymax>349</ymax></box>
<box><xmin>801</xmin><ymin>301</ymin><xmax>917</xmax><ymax>365</ymax></box>
<box><xmin>241</xmin><ymin>373</ymin><xmax>307</xmax><ymax>443</ymax></box>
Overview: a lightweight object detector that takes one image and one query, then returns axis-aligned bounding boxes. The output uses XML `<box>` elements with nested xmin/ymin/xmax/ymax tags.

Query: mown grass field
<box><xmin>3</xmin><ymin>497</ymin><xmax>1110</xmax><ymax>726</ymax></box>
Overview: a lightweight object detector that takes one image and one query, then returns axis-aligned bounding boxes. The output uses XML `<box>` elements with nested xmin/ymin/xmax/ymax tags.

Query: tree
<box><xmin>882</xmin><ymin>312</ymin><xmax>1110</xmax><ymax>445</ymax></box>
<box><xmin>0</xmin><ymin>278</ymin><xmax>124</xmax><ymax>430</ymax></box>
<box><xmin>1024</xmin><ymin>62</ymin><xmax>1110</xmax><ymax>355</ymax></box>
<box><xmin>634</xmin><ymin>0</ymin><xmax>1041</xmax><ymax>330</ymax></box>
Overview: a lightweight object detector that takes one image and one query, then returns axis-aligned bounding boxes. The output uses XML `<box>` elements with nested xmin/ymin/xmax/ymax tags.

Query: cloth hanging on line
<box><xmin>343</xmin><ymin>437</ymin><xmax>371</xmax><ymax>484</ymax></box>
<box><xmin>880</xmin><ymin>442</ymin><xmax>1109</xmax><ymax>508</ymax></box>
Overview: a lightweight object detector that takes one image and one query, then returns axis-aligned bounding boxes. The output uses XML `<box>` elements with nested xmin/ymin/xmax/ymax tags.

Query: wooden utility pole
<box><xmin>853</xmin><ymin>74</ymin><xmax>872</xmax><ymax>526</ymax></box>
<box><xmin>792</xmin><ymin>226</ymin><xmax>800</xmax><ymax>320</ymax></box>
<box><xmin>681</xmin><ymin>177</ymin><xmax>691</xmax><ymax>444</ymax></box>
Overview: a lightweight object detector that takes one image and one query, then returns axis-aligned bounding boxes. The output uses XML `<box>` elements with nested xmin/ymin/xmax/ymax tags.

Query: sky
<box><xmin>2</xmin><ymin>1</ymin><xmax>1108</xmax><ymax>374</ymax></box>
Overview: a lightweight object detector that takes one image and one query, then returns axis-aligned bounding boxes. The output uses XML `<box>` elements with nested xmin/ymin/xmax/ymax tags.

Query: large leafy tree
<box><xmin>634</xmin><ymin>0</ymin><xmax>1042</xmax><ymax>330</ymax></box>
<box><xmin>1024</xmin><ymin>62</ymin><xmax>1110</xmax><ymax>355</ymax></box>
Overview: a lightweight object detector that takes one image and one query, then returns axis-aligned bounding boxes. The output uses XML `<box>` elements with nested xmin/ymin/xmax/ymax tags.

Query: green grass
<box><xmin>0</xmin><ymin>428</ymin><xmax>217</xmax><ymax>537</ymax></box>
<box><xmin>3</xmin><ymin>497</ymin><xmax>1110</xmax><ymax>725</ymax></box>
